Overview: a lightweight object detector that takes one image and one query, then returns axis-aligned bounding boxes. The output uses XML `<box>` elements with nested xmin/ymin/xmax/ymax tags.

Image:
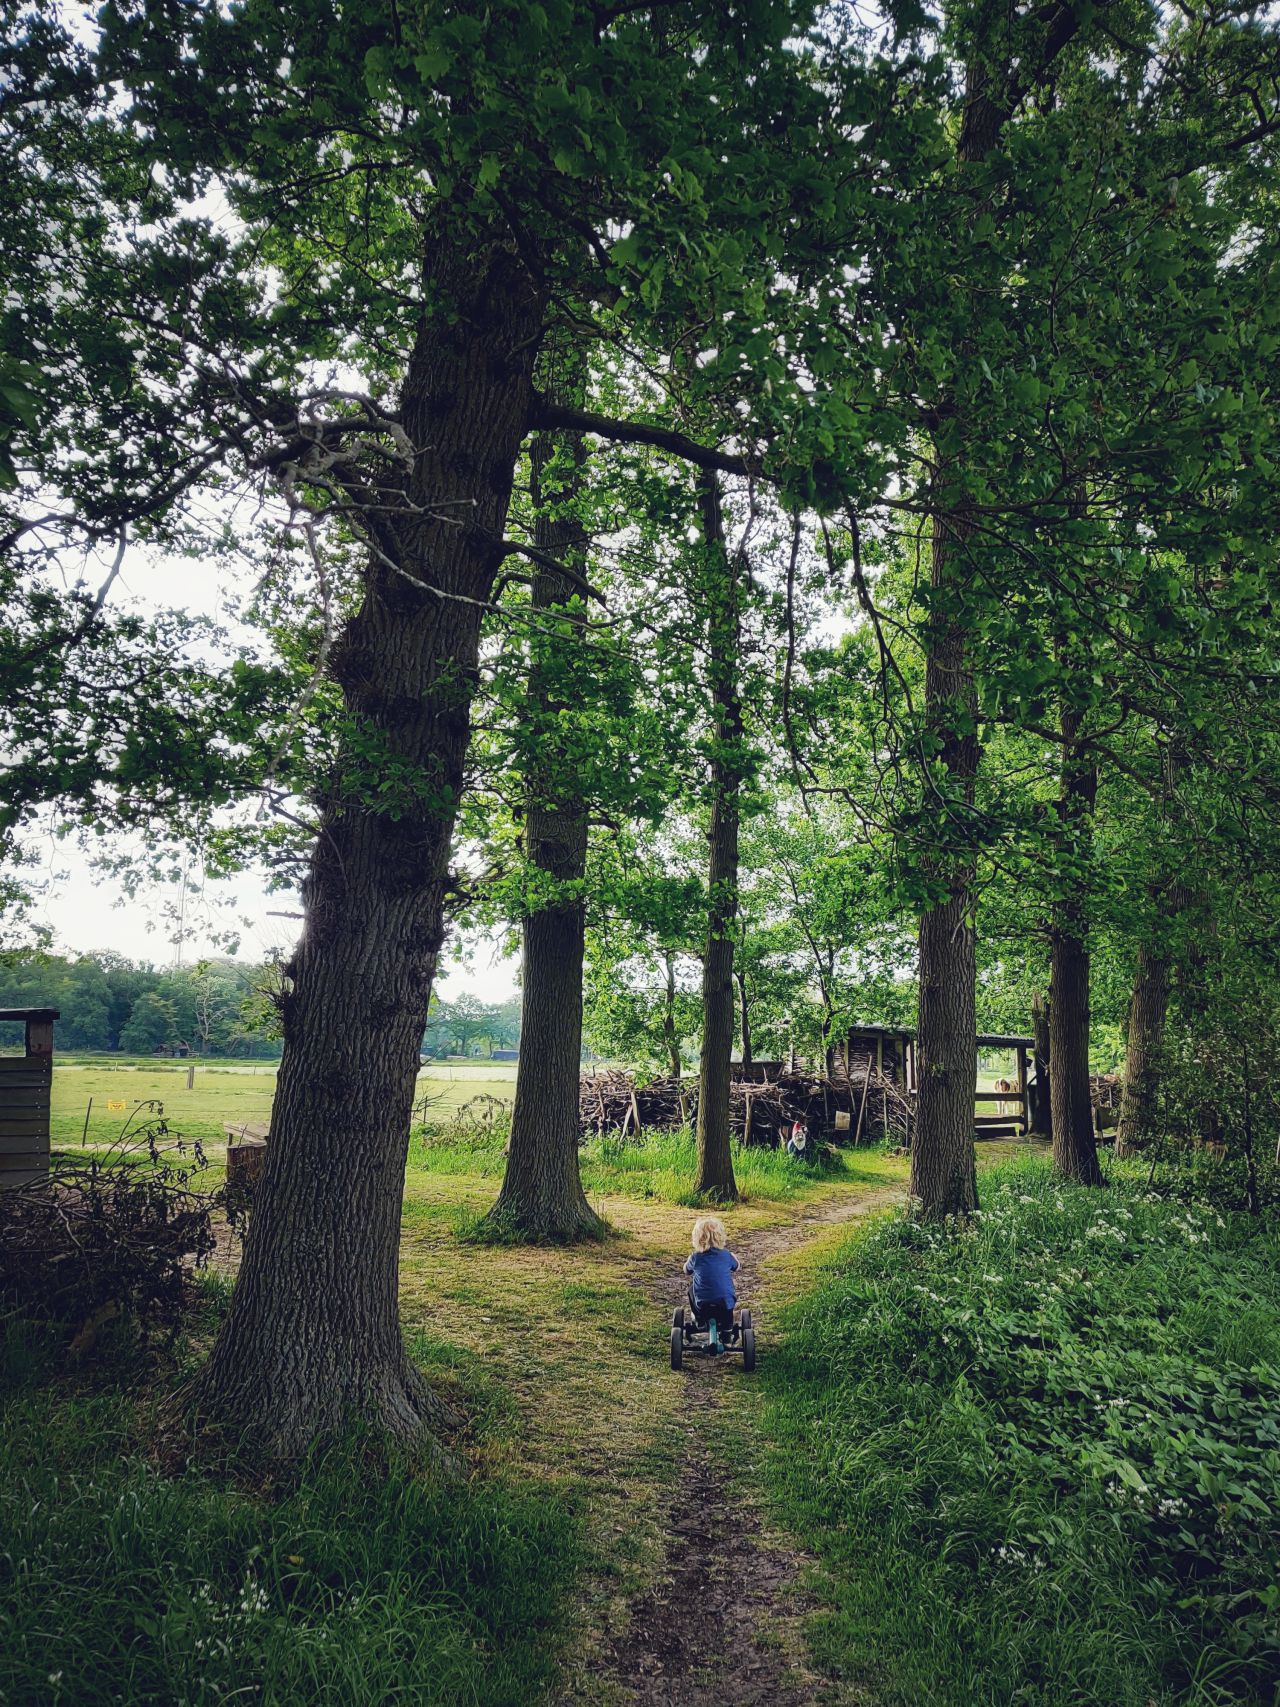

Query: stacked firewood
<box><xmin>1090</xmin><ymin>1072</ymin><xmax>1123</xmax><ymax>1112</ymax></box>
<box><xmin>578</xmin><ymin>1066</ymin><xmax>911</xmax><ymax>1146</ymax></box>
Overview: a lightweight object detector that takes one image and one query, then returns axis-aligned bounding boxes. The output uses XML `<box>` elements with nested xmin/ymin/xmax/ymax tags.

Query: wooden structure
<box><xmin>841</xmin><ymin>1023</ymin><xmax>1036</xmax><ymax>1138</ymax></box>
<box><xmin>224</xmin><ymin>1120</ymin><xmax>269</xmax><ymax>1191</ymax></box>
<box><xmin>0</xmin><ymin>1007</ymin><xmax>58</xmax><ymax>1190</ymax></box>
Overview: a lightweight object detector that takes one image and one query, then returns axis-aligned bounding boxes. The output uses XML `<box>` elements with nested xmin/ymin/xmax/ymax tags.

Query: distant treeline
<box><xmin>423</xmin><ymin>993</ymin><xmax>522</xmax><ymax>1059</ymax></box>
<box><xmin>0</xmin><ymin>953</ymin><xmax>283</xmax><ymax>1057</ymax></box>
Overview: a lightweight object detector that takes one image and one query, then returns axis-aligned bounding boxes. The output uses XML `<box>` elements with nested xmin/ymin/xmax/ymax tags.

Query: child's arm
<box><xmin>684</xmin><ymin>1255</ymin><xmax>694</xmax><ymax>1274</ymax></box>
<box><xmin>729</xmin><ymin>1252</ymin><xmax>740</xmax><ymax>1271</ymax></box>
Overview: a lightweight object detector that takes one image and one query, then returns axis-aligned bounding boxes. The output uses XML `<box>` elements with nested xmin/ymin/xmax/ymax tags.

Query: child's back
<box><xmin>684</xmin><ymin>1214</ymin><xmax>739</xmax><ymax>1312</ymax></box>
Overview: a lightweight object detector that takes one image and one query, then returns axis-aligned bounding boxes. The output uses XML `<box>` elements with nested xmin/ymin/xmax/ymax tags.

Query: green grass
<box><xmin>758</xmin><ymin>1157</ymin><xmax>1280</xmax><ymax>1705</ymax></box>
<box><xmin>0</xmin><ymin>1317</ymin><xmax>577</xmax><ymax>1707</ymax></box>
<box><xmin>411</xmin><ymin>1119</ymin><xmax>867</xmax><ymax>1207</ymax></box>
<box><xmin>46</xmin><ymin>1057</ymin><xmax>519</xmax><ymax>1162</ymax></box>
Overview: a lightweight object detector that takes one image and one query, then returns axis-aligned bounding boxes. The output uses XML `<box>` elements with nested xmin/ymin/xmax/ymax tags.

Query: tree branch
<box><xmin>528</xmin><ymin>394</ymin><xmax>757</xmax><ymax>476</ymax></box>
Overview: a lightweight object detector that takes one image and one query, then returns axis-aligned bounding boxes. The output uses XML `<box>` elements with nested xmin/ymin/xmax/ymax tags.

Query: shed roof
<box><xmin>0</xmin><ymin>1008</ymin><xmax>60</xmax><ymax>1022</ymax></box>
<box><xmin>847</xmin><ymin>1022</ymin><xmax>1033</xmax><ymax>1048</ymax></box>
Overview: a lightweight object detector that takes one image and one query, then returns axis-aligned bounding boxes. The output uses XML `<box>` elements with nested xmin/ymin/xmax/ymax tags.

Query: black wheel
<box><xmin>739</xmin><ymin>1309</ymin><xmax>752</xmax><ymax>1331</ymax></box>
<box><xmin>741</xmin><ymin>1327</ymin><xmax>756</xmax><ymax>1371</ymax></box>
<box><xmin>671</xmin><ymin>1306</ymin><xmax>685</xmax><ymax>1329</ymax></box>
<box><xmin>670</xmin><ymin>1326</ymin><xmax>684</xmax><ymax>1370</ymax></box>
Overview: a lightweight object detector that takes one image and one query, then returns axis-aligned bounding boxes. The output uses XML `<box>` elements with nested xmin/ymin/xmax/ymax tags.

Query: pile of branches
<box><xmin>1090</xmin><ymin>1072</ymin><xmax>1123</xmax><ymax>1112</ymax></box>
<box><xmin>0</xmin><ymin>1105</ymin><xmax>220</xmax><ymax>1345</ymax></box>
<box><xmin>578</xmin><ymin>1066</ymin><xmax>913</xmax><ymax>1146</ymax></box>
<box><xmin>579</xmin><ymin>1069</ymin><xmax>693</xmax><ymax>1135</ymax></box>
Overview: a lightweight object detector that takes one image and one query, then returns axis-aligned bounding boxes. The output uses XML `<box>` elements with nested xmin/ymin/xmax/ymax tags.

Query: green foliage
<box><xmin>0</xmin><ymin>1348</ymin><xmax>577</xmax><ymax>1706</ymax></box>
<box><xmin>760</xmin><ymin>1161</ymin><xmax>1280</xmax><ymax>1704</ymax></box>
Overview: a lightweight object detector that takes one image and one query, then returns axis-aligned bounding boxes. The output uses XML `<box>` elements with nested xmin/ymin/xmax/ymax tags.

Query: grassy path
<box><xmin>387</xmin><ymin>1143</ymin><xmax>1030</xmax><ymax>1705</ymax></box>
<box><xmin>563</xmin><ymin>1183</ymin><xmax>905</xmax><ymax>1707</ymax></box>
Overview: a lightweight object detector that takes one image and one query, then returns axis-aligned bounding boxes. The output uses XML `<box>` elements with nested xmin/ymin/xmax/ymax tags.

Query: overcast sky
<box><xmin>26</xmin><ymin>535</ymin><xmax>520</xmax><ymax>1004</ymax></box>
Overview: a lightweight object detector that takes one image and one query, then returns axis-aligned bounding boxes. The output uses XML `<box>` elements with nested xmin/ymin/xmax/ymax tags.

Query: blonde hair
<box><xmin>691</xmin><ymin>1215</ymin><xmax>728</xmax><ymax>1253</ymax></box>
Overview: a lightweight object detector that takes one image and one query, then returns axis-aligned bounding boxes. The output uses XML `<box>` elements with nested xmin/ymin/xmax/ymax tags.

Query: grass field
<box><xmin>47</xmin><ymin>1056</ymin><xmax>519</xmax><ymax>1157</ymax></box>
<box><xmin>44</xmin><ymin>1056</ymin><xmax>1035</xmax><ymax>1162</ymax></box>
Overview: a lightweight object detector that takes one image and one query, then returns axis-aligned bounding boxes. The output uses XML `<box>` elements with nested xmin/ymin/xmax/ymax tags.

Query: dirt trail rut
<box><xmin>564</xmin><ymin>1185</ymin><xmax>900</xmax><ymax>1706</ymax></box>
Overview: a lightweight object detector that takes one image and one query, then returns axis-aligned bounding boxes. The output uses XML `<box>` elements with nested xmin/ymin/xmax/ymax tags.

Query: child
<box><xmin>684</xmin><ymin>1215</ymin><xmax>740</xmax><ymax>1333</ymax></box>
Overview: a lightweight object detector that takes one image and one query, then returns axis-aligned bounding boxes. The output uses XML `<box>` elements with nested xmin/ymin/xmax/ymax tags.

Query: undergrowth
<box><xmin>0</xmin><ymin>1319</ymin><xmax>578</xmax><ymax>1706</ymax></box>
<box><xmin>761</xmin><ymin>1157</ymin><xmax>1280</xmax><ymax>1706</ymax></box>
<box><xmin>412</xmin><ymin>1119</ymin><xmax>852</xmax><ymax>1205</ymax></box>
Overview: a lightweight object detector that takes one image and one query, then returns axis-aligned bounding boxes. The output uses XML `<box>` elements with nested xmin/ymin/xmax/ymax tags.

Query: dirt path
<box><xmin>563</xmin><ymin>1184</ymin><xmax>902</xmax><ymax>1706</ymax></box>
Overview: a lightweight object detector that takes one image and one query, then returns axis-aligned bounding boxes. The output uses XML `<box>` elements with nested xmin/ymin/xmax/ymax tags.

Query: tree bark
<box><xmin>490</xmin><ymin>397</ymin><xmax>603</xmax><ymax>1241</ymax></box>
<box><xmin>910</xmin><ymin>499</ymin><xmax>980</xmax><ymax>1220</ymax></box>
<box><xmin>1113</xmin><ymin>940</ymin><xmax>1173</xmax><ymax>1157</ymax></box>
<box><xmin>909</xmin><ymin>64</ymin><xmax>1003</xmax><ymax>1220</ymax></box>
<box><xmin>694</xmin><ymin>474</ymin><xmax>740</xmax><ymax>1202</ymax></box>
<box><xmin>735</xmin><ymin>966</ymin><xmax>752</xmax><ymax>1072</ymax></box>
<box><xmin>1049</xmin><ymin>701</ymin><xmax>1103</xmax><ymax>1185</ymax></box>
<box><xmin>185</xmin><ymin>233</ymin><xmax>544</xmax><ymax>1459</ymax></box>
<box><xmin>908</xmin><ymin>19</ymin><xmax>1088</xmax><ymax>1215</ymax></box>
<box><xmin>1028</xmin><ymin>989</ymin><xmax>1052</xmax><ymax>1138</ymax></box>
<box><xmin>662</xmin><ymin>950</ymin><xmax>683</xmax><ymax>1083</ymax></box>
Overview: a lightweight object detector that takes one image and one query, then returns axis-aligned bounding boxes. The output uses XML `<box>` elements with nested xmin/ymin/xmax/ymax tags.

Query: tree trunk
<box><xmin>1113</xmin><ymin>940</ymin><xmax>1172</xmax><ymax>1157</ymax></box>
<box><xmin>1115</xmin><ymin>745</ymin><xmax>1186</xmax><ymax>1159</ymax></box>
<box><xmin>735</xmin><ymin>966</ymin><xmax>752</xmax><ymax>1072</ymax></box>
<box><xmin>490</xmin><ymin>397</ymin><xmax>603</xmax><ymax>1241</ymax></box>
<box><xmin>185</xmin><ymin>234</ymin><xmax>544</xmax><ymax>1459</ymax></box>
<box><xmin>1029</xmin><ymin>990</ymin><xmax>1052</xmax><ymax>1138</ymax></box>
<box><xmin>662</xmin><ymin>950</ymin><xmax>683</xmax><ymax>1083</ymax></box>
<box><xmin>909</xmin><ymin>66</ymin><xmax>1003</xmax><ymax>1221</ymax></box>
<box><xmin>1049</xmin><ymin>702</ymin><xmax>1103</xmax><ymax>1186</ymax></box>
<box><xmin>694</xmin><ymin>474</ymin><xmax>739</xmax><ymax>1203</ymax></box>
<box><xmin>910</xmin><ymin>500</ymin><xmax>980</xmax><ymax>1220</ymax></box>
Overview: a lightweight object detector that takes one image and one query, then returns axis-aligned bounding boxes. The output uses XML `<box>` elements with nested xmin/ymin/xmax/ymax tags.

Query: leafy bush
<box><xmin>761</xmin><ymin>1159</ymin><xmax>1280</xmax><ymax>1705</ymax></box>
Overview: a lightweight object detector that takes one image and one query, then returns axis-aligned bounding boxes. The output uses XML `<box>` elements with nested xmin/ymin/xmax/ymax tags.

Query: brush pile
<box><xmin>0</xmin><ymin>1116</ymin><xmax>219</xmax><ymax>1342</ymax></box>
<box><xmin>579</xmin><ymin>1065</ymin><xmax>913</xmax><ymax>1146</ymax></box>
<box><xmin>1090</xmin><ymin>1072</ymin><xmax>1123</xmax><ymax>1113</ymax></box>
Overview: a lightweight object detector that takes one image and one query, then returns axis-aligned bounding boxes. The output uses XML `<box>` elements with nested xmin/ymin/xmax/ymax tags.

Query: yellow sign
<box><xmin>107</xmin><ymin>1100</ymin><xmax>126</xmax><ymax>1112</ymax></box>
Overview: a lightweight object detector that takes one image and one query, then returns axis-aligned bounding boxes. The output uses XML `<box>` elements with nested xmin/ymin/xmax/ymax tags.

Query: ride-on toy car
<box><xmin>670</xmin><ymin>1304</ymin><xmax>756</xmax><ymax>1371</ymax></box>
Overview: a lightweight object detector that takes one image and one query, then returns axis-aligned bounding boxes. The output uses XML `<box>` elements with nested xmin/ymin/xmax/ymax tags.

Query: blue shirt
<box><xmin>684</xmin><ymin>1247</ymin><xmax>739</xmax><ymax>1307</ymax></box>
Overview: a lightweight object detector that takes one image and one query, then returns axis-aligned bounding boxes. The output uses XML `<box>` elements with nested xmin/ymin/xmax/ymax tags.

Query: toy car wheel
<box><xmin>671</xmin><ymin>1306</ymin><xmax>685</xmax><ymax>1329</ymax></box>
<box><xmin>670</xmin><ymin>1326</ymin><xmax>684</xmax><ymax>1370</ymax></box>
<box><xmin>741</xmin><ymin>1327</ymin><xmax>756</xmax><ymax>1371</ymax></box>
<box><xmin>739</xmin><ymin>1309</ymin><xmax>752</xmax><ymax>1331</ymax></box>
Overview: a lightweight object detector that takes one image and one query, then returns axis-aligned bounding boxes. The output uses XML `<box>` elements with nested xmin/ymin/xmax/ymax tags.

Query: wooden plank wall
<box><xmin>0</xmin><ymin>1022</ymin><xmax>53</xmax><ymax>1189</ymax></box>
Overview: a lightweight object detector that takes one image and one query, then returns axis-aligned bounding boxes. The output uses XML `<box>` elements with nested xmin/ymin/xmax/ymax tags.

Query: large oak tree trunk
<box><xmin>910</xmin><ymin>500</ymin><xmax>980</xmax><ymax>1220</ymax></box>
<box><xmin>1049</xmin><ymin>703</ymin><xmax>1103</xmax><ymax>1185</ymax></box>
<box><xmin>186</xmin><ymin>235</ymin><xmax>544</xmax><ymax>1458</ymax></box>
<box><xmin>694</xmin><ymin>475</ymin><xmax>739</xmax><ymax>1202</ymax></box>
<box><xmin>490</xmin><ymin>407</ymin><xmax>603</xmax><ymax>1241</ymax></box>
<box><xmin>909</xmin><ymin>67</ymin><xmax>1005</xmax><ymax>1221</ymax></box>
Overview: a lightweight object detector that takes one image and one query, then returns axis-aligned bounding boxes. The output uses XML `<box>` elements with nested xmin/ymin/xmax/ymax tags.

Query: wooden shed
<box><xmin>0</xmin><ymin>1007</ymin><xmax>58</xmax><ymax>1190</ymax></box>
<box><xmin>840</xmin><ymin>1022</ymin><xmax>1036</xmax><ymax>1136</ymax></box>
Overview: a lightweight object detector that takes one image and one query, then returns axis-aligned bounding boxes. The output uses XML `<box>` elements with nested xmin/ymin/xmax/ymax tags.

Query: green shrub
<box><xmin>761</xmin><ymin>1159</ymin><xmax>1280</xmax><ymax>1705</ymax></box>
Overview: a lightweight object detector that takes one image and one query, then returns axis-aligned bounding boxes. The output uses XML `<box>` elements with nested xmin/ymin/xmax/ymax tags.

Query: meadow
<box><xmin>47</xmin><ymin>1055</ymin><xmax>519</xmax><ymax>1156</ymax></box>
